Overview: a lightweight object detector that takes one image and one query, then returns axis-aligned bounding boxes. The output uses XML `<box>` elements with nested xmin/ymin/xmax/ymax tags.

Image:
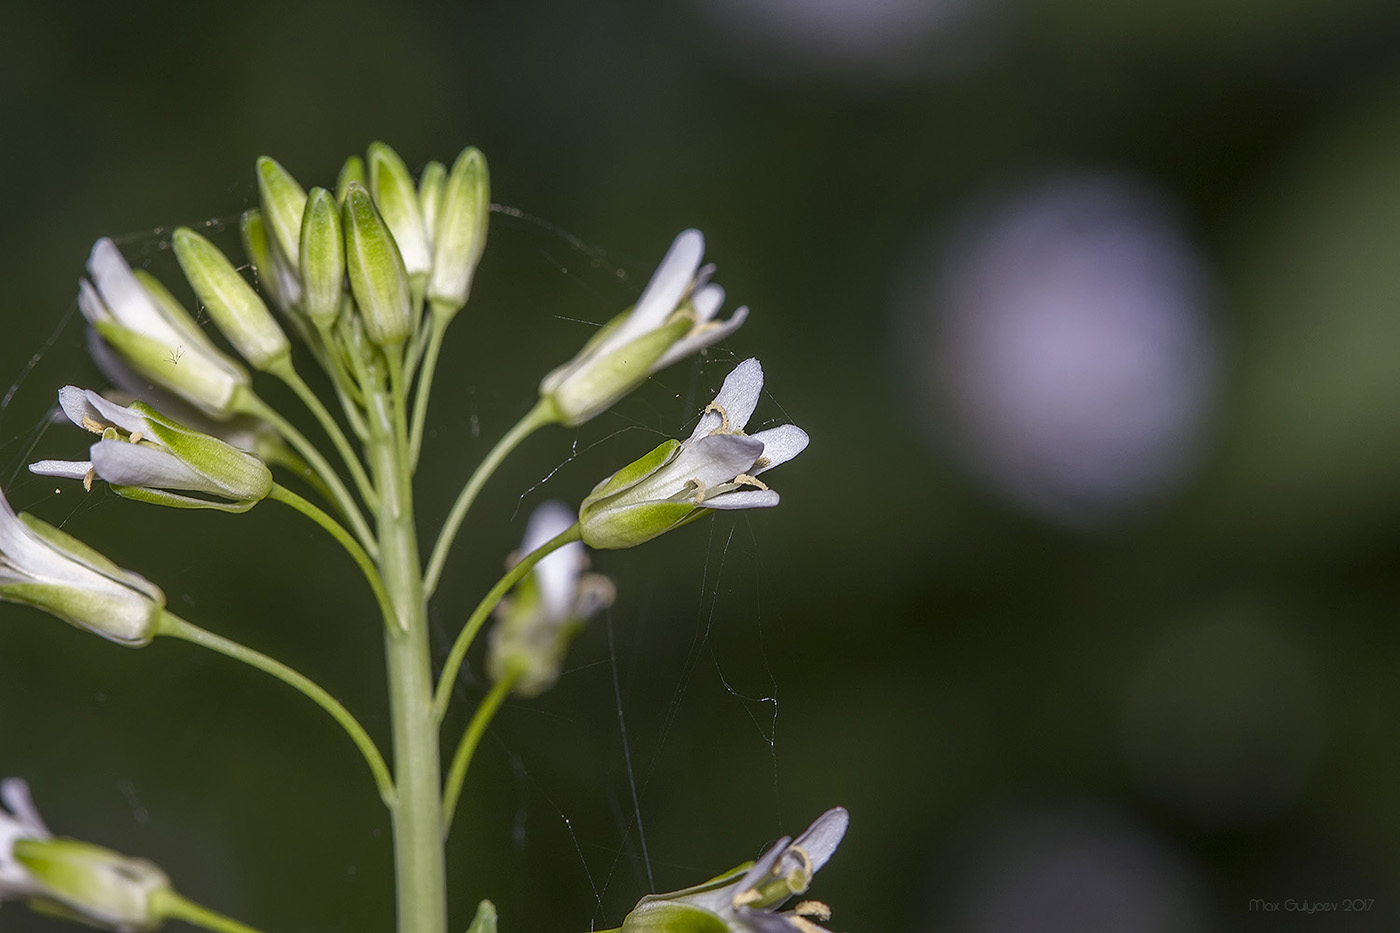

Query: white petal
<box><xmin>691</xmin><ymin>283</ymin><xmax>725</xmax><ymax>322</ymax></box>
<box><xmin>77</xmin><ymin>279</ymin><xmax>110</xmax><ymax>325</ymax></box>
<box><xmin>701</xmin><ymin>488</ymin><xmax>779</xmax><ymax>510</ymax></box>
<box><xmin>749</xmin><ymin>425</ymin><xmax>809</xmax><ymax>475</ymax></box>
<box><xmin>688</xmin><ymin>357</ymin><xmax>763</xmax><ymax>441</ymax></box>
<box><xmin>91</xmin><ymin>441</ymin><xmax>219</xmax><ymax>495</ymax></box>
<box><xmin>58</xmin><ymin>386</ymin><xmax>149</xmax><ymax>436</ymax></box>
<box><xmin>610</xmin><ymin>230</ymin><xmax>705</xmax><ymax>347</ymax></box>
<box><xmin>667</xmin><ymin>433</ymin><xmax>764</xmax><ymax>490</ymax></box>
<box><xmin>29</xmin><ymin>459</ymin><xmax>94</xmax><ymax>481</ymax></box>
<box><xmin>791</xmin><ymin>807</ymin><xmax>849</xmax><ymax>874</ymax></box>
<box><xmin>653</xmin><ymin>305</ymin><xmax>748</xmax><ymax>373</ymax></box>
<box><xmin>87</xmin><ymin>239</ymin><xmax>184</xmax><ymax>346</ymax></box>
<box><xmin>0</xmin><ymin>779</ymin><xmax>50</xmax><ymax>838</ymax></box>
<box><xmin>522</xmin><ymin>500</ymin><xmax>584</xmax><ymax>622</ymax></box>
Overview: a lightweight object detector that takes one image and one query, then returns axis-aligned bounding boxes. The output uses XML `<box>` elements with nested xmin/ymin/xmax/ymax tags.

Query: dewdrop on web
<box><xmin>0</xmin><ymin>140</ymin><xmax>845</xmax><ymax>933</ymax></box>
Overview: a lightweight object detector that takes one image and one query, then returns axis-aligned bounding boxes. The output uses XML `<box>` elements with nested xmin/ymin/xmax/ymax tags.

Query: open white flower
<box><xmin>30</xmin><ymin>387</ymin><xmax>272</xmax><ymax>512</ymax></box>
<box><xmin>0</xmin><ymin>486</ymin><xmax>165</xmax><ymax>646</ymax></box>
<box><xmin>488</xmin><ymin>500</ymin><xmax>614</xmax><ymax>697</ymax></box>
<box><xmin>622</xmin><ymin>808</ymin><xmax>849</xmax><ymax>933</ymax></box>
<box><xmin>79</xmin><ymin>238</ymin><xmax>250</xmax><ymax>417</ymax></box>
<box><xmin>579</xmin><ymin>358</ymin><xmax>808</xmax><ymax>549</ymax></box>
<box><xmin>540</xmin><ymin>230</ymin><xmax>749</xmax><ymax>426</ymax></box>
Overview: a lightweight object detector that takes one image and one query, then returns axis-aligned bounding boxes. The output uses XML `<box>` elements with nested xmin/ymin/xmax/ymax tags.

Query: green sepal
<box><xmin>545</xmin><ymin>316</ymin><xmax>691</xmax><ymax>426</ymax></box>
<box><xmin>130</xmin><ymin>269</ymin><xmax>221</xmax><ymax>352</ymax></box>
<box><xmin>110</xmin><ymin>485</ymin><xmax>259</xmax><ymax>513</ymax></box>
<box><xmin>92</xmin><ymin>319</ymin><xmax>244</xmax><ymax>417</ymax></box>
<box><xmin>300</xmin><ymin>187</ymin><xmax>346</xmax><ymax>328</ymax></box>
<box><xmin>173</xmin><ymin>227</ymin><xmax>289</xmax><ymax>370</ymax></box>
<box><xmin>417</xmin><ymin>159</ymin><xmax>447</xmax><ymax>249</ymax></box>
<box><xmin>579</xmin><ymin>499</ymin><xmax>697</xmax><ymax>550</ymax></box>
<box><xmin>240</xmin><ymin>209</ymin><xmax>302</xmax><ymax>317</ymax></box>
<box><xmin>256</xmin><ymin>155</ymin><xmax>308</xmax><ymax>269</ymax></box>
<box><xmin>466</xmin><ymin>899</ymin><xmax>498</xmax><ymax>933</ymax></box>
<box><xmin>583</xmin><ymin>439</ymin><xmax>680</xmax><ymax>505</ymax></box>
<box><xmin>14</xmin><ymin>837</ymin><xmax>169</xmax><ymax>932</ymax></box>
<box><xmin>343</xmin><ymin>181</ymin><xmax>413</xmax><ymax>347</ymax></box>
<box><xmin>621</xmin><ymin>903</ymin><xmax>729</xmax><ymax>933</ymax></box>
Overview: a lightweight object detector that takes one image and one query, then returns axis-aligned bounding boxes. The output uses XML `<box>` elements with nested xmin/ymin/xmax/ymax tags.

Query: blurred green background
<box><xmin>4</xmin><ymin>1</ymin><xmax>1400</xmax><ymax>931</ymax></box>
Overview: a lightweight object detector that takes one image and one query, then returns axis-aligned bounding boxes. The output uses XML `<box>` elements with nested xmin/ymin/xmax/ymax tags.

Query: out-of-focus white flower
<box><xmin>79</xmin><ymin>238</ymin><xmax>250</xmax><ymax>418</ymax></box>
<box><xmin>540</xmin><ymin>230</ymin><xmax>748</xmax><ymax>426</ymax></box>
<box><xmin>30</xmin><ymin>387</ymin><xmax>272</xmax><ymax>512</ymax></box>
<box><xmin>2</xmin><ymin>779</ymin><xmax>173</xmax><ymax>931</ymax></box>
<box><xmin>488</xmin><ymin>500</ymin><xmax>614</xmax><ymax>697</ymax></box>
<box><xmin>579</xmin><ymin>358</ymin><xmax>807</xmax><ymax>549</ymax></box>
<box><xmin>622</xmin><ymin>808</ymin><xmax>849</xmax><ymax>933</ymax></box>
<box><xmin>0</xmin><ymin>487</ymin><xmax>164</xmax><ymax>645</ymax></box>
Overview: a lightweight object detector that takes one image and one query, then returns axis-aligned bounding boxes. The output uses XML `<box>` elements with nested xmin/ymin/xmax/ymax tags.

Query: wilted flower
<box><xmin>621</xmin><ymin>808</ymin><xmax>849</xmax><ymax>933</ymax></box>
<box><xmin>30</xmin><ymin>387</ymin><xmax>272</xmax><ymax>511</ymax></box>
<box><xmin>539</xmin><ymin>230</ymin><xmax>748</xmax><ymax>426</ymax></box>
<box><xmin>3</xmin><ymin>779</ymin><xmax>173</xmax><ymax>932</ymax></box>
<box><xmin>488</xmin><ymin>500</ymin><xmax>614</xmax><ymax>697</ymax></box>
<box><xmin>0</xmin><ymin>486</ymin><xmax>164</xmax><ymax>645</ymax></box>
<box><xmin>579</xmin><ymin>358</ymin><xmax>808</xmax><ymax>549</ymax></box>
<box><xmin>78</xmin><ymin>239</ymin><xmax>251</xmax><ymax>418</ymax></box>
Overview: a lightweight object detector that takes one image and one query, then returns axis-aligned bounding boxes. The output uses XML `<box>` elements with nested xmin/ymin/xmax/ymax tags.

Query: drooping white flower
<box><xmin>488</xmin><ymin>500</ymin><xmax>614</xmax><ymax>697</ymax></box>
<box><xmin>621</xmin><ymin>808</ymin><xmax>849</xmax><ymax>933</ymax></box>
<box><xmin>78</xmin><ymin>238</ymin><xmax>250</xmax><ymax>417</ymax></box>
<box><xmin>0</xmin><ymin>486</ymin><xmax>165</xmax><ymax>646</ymax></box>
<box><xmin>29</xmin><ymin>387</ymin><xmax>272</xmax><ymax>512</ymax></box>
<box><xmin>540</xmin><ymin>230</ymin><xmax>749</xmax><ymax>426</ymax></box>
<box><xmin>579</xmin><ymin>358</ymin><xmax>808</xmax><ymax>549</ymax></box>
<box><xmin>2</xmin><ymin>779</ymin><xmax>173</xmax><ymax>931</ymax></box>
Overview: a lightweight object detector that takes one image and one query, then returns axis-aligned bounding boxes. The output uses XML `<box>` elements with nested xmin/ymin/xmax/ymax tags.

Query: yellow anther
<box><xmin>732</xmin><ymin>888</ymin><xmax>761</xmax><ymax>908</ymax></box>
<box><xmin>80</xmin><ymin>415</ymin><xmax>107</xmax><ymax>435</ymax></box>
<box><xmin>128</xmin><ymin>431</ymin><xmax>143</xmax><ymax>445</ymax></box>
<box><xmin>686</xmin><ymin>477</ymin><xmax>708</xmax><ymax>502</ymax></box>
<box><xmin>703</xmin><ymin>401</ymin><xmax>733</xmax><ymax>435</ymax></box>
<box><xmin>732</xmin><ymin>473</ymin><xmax>769</xmax><ymax>491</ymax></box>
<box><xmin>794</xmin><ymin>901</ymin><xmax>831</xmax><ymax>922</ymax></box>
<box><xmin>83</xmin><ymin>468</ymin><xmax>96</xmax><ymax>493</ymax></box>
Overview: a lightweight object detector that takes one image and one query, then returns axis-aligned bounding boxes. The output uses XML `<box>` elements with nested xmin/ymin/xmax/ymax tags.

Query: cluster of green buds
<box><xmin>2</xmin><ymin>778</ymin><xmax>174</xmax><ymax>931</ymax></box>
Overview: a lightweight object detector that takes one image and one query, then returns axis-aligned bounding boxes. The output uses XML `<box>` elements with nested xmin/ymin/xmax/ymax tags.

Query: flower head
<box><xmin>622</xmin><ymin>808</ymin><xmax>849</xmax><ymax>933</ymax></box>
<box><xmin>0</xmin><ymin>487</ymin><xmax>164</xmax><ymax>645</ymax></box>
<box><xmin>488</xmin><ymin>501</ymin><xmax>614</xmax><ymax>697</ymax></box>
<box><xmin>78</xmin><ymin>239</ymin><xmax>250</xmax><ymax>418</ymax></box>
<box><xmin>540</xmin><ymin>230</ymin><xmax>748</xmax><ymax>426</ymax></box>
<box><xmin>579</xmin><ymin>359</ymin><xmax>808</xmax><ymax>549</ymax></box>
<box><xmin>30</xmin><ymin>387</ymin><xmax>272</xmax><ymax>512</ymax></box>
<box><xmin>2</xmin><ymin>779</ymin><xmax>172</xmax><ymax>932</ymax></box>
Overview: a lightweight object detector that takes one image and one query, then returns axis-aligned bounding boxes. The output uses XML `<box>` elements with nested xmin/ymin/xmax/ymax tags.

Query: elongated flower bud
<box><xmin>300</xmin><ymin>187</ymin><xmax>346</xmax><ymax>328</ymax></box>
<box><xmin>256</xmin><ymin>156</ymin><xmax>307</xmax><ymax>271</ymax></box>
<box><xmin>368</xmin><ymin>141</ymin><xmax>430</xmax><ymax>278</ymax></box>
<box><xmin>173</xmin><ymin>227</ymin><xmax>290</xmax><ymax>370</ymax></box>
<box><xmin>427</xmin><ymin>146</ymin><xmax>489</xmax><ymax>315</ymax></box>
<box><xmin>343</xmin><ymin>181</ymin><xmax>413</xmax><ymax>347</ymax></box>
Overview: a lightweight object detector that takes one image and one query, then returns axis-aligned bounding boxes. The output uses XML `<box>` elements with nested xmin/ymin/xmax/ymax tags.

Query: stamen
<box><xmin>83</xmin><ymin>468</ymin><xmax>96</xmax><ymax>493</ymax></box>
<box><xmin>794</xmin><ymin>901</ymin><xmax>831</xmax><ymax>921</ymax></box>
<box><xmin>80</xmin><ymin>415</ymin><xmax>107</xmax><ymax>435</ymax></box>
<box><xmin>686</xmin><ymin>477</ymin><xmax>708</xmax><ymax>502</ymax></box>
<box><xmin>732</xmin><ymin>473</ymin><xmax>769</xmax><ymax>491</ymax></box>
<box><xmin>128</xmin><ymin>432</ymin><xmax>143</xmax><ymax>445</ymax></box>
<box><xmin>702</xmin><ymin>401</ymin><xmax>733</xmax><ymax>435</ymax></box>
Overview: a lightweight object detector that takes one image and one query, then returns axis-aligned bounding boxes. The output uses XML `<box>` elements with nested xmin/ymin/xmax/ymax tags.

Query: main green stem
<box><xmin>368</xmin><ymin>353</ymin><xmax>447</xmax><ymax>933</ymax></box>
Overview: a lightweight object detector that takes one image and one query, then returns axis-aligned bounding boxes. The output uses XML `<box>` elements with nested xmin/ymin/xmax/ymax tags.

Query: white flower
<box><xmin>540</xmin><ymin>230</ymin><xmax>749</xmax><ymax>426</ymax></box>
<box><xmin>579</xmin><ymin>358</ymin><xmax>808</xmax><ymax>549</ymax></box>
<box><xmin>488</xmin><ymin>501</ymin><xmax>614</xmax><ymax>697</ymax></box>
<box><xmin>1</xmin><ymin>779</ymin><xmax>50</xmax><ymax>902</ymax></box>
<box><xmin>79</xmin><ymin>238</ymin><xmax>250</xmax><ymax>417</ymax></box>
<box><xmin>0</xmin><ymin>486</ymin><xmax>165</xmax><ymax>645</ymax></box>
<box><xmin>622</xmin><ymin>808</ymin><xmax>849</xmax><ymax>933</ymax></box>
<box><xmin>30</xmin><ymin>387</ymin><xmax>272</xmax><ymax>511</ymax></box>
<box><xmin>1</xmin><ymin>779</ymin><xmax>172</xmax><ymax>931</ymax></box>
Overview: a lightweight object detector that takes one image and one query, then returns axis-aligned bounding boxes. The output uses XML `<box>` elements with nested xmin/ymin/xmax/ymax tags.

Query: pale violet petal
<box><xmin>691</xmin><ymin>283</ymin><xmax>725</xmax><ymax>322</ymax></box>
<box><xmin>749</xmin><ymin>425</ymin><xmax>809</xmax><ymax>475</ymax></box>
<box><xmin>610</xmin><ymin>230</ymin><xmax>705</xmax><ymax>347</ymax></box>
<box><xmin>791</xmin><ymin>807</ymin><xmax>849</xmax><ymax>874</ymax></box>
<box><xmin>653</xmin><ymin>305</ymin><xmax>748</xmax><ymax>373</ymax></box>
<box><xmin>91</xmin><ymin>441</ymin><xmax>220</xmax><ymax>495</ymax></box>
<box><xmin>638</xmin><ymin>433</ymin><xmax>764</xmax><ymax>502</ymax></box>
<box><xmin>77</xmin><ymin>279</ymin><xmax>110</xmax><ymax>325</ymax></box>
<box><xmin>701</xmin><ymin>488</ymin><xmax>780</xmax><ymax>510</ymax></box>
<box><xmin>736</xmin><ymin>834</ymin><xmax>794</xmax><ymax>895</ymax></box>
<box><xmin>0</xmin><ymin>779</ymin><xmax>50</xmax><ymax>838</ymax></box>
<box><xmin>29</xmin><ymin>459</ymin><xmax>94</xmax><ymax>481</ymax></box>
<box><xmin>523</xmin><ymin>500</ymin><xmax>585</xmax><ymax>622</ymax></box>
<box><xmin>688</xmin><ymin>357</ymin><xmax>764</xmax><ymax>442</ymax></box>
<box><xmin>58</xmin><ymin>386</ymin><xmax>148</xmax><ymax>436</ymax></box>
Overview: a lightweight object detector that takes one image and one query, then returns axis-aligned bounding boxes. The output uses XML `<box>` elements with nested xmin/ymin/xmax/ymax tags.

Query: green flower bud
<box><xmin>14</xmin><ymin>838</ymin><xmax>171</xmax><ymax>932</ymax></box>
<box><xmin>255</xmin><ymin>155</ymin><xmax>307</xmax><ymax>270</ymax></box>
<box><xmin>417</xmin><ymin>159</ymin><xmax>447</xmax><ymax>251</ymax></box>
<box><xmin>368</xmin><ymin>141</ymin><xmax>430</xmax><ymax>278</ymax></box>
<box><xmin>173</xmin><ymin>227</ymin><xmax>290</xmax><ymax>370</ymax></box>
<box><xmin>240</xmin><ymin>209</ymin><xmax>302</xmax><ymax>313</ymax></box>
<box><xmin>299</xmin><ymin>187</ymin><xmax>346</xmax><ymax>328</ymax></box>
<box><xmin>30</xmin><ymin>387</ymin><xmax>273</xmax><ymax>513</ymax></box>
<box><xmin>426</xmin><ymin>146</ymin><xmax>489</xmax><ymax>315</ymax></box>
<box><xmin>0</xmin><ymin>487</ymin><xmax>165</xmax><ymax>646</ymax></box>
<box><xmin>343</xmin><ymin>181</ymin><xmax>413</xmax><ymax>347</ymax></box>
<box><xmin>336</xmin><ymin>154</ymin><xmax>366</xmax><ymax>203</ymax></box>
<box><xmin>466</xmin><ymin>899</ymin><xmax>498</xmax><ymax>933</ymax></box>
